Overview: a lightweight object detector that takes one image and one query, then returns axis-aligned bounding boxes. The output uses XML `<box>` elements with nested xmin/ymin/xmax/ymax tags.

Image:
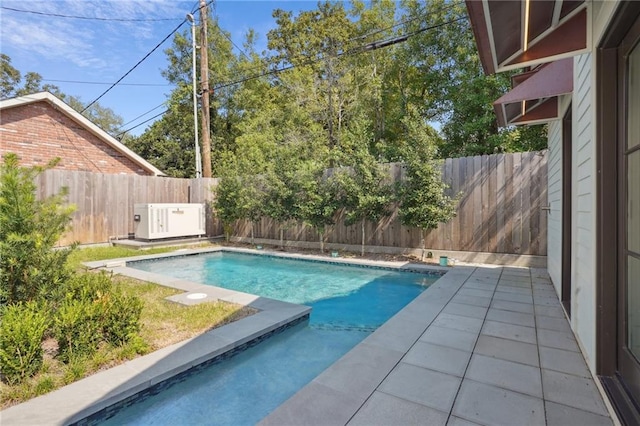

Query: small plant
<box><xmin>53</xmin><ymin>298</ymin><xmax>101</xmax><ymax>363</ymax></box>
<box><xmin>99</xmin><ymin>290</ymin><xmax>143</xmax><ymax>346</ymax></box>
<box><xmin>0</xmin><ymin>301</ymin><xmax>50</xmax><ymax>384</ymax></box>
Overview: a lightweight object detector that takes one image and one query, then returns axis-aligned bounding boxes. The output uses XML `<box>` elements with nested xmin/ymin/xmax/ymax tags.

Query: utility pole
<box><xmin>199</xmin><ymin>0</ymin><xmax>212</xmax><ymax>177</ymax></box>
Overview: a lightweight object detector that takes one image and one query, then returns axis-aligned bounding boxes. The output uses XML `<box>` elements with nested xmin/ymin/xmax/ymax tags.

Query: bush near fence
<box><xmin>36</xmin><ymin>151</ymin><xmax>547</xmax><ymax>256</ymax></box>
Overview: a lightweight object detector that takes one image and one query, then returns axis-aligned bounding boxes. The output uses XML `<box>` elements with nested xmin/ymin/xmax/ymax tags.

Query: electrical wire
<box><xmin>350</xmin><ymin>0</ymin><xmax>464</xmax><ymax>42</ymax></box>
<box><xmin>81</xmin><ymin>19</ymin><xmax>188</xmax><ymax>112</ymax></box>
<box><xmin>41</xmin><ymin>79</ymin><xmax>170</xmax><ymax>87</ymax></box>
<box><xmin>119</xmin><ymin>103</ymin><xmax>167</xmax><ymax>129</ymax></box>
<box><xmin>217</xmin><ymin>23</ymin><xmax>252</xmax><ymax>61</ymax></box>
<box><xmin>116</xmin><ymin>109</ymin><xmax>168</xmax><ymax>138</ymax></box>
<box><xmin>212</xmin><ymin>16</ymin><xmax>468</xmax><ymax>91</ymax></box>
<box><xmin>0</xmin><ymin>5</ymin><xmax>182</xmax><ymax>22</ymax></box>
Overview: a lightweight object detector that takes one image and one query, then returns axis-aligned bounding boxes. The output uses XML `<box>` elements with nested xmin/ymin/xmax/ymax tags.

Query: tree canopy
<box><xmin>125</xmin><ymin>0</ymin><xmax>546</xmax><ymax>179</ymax></box>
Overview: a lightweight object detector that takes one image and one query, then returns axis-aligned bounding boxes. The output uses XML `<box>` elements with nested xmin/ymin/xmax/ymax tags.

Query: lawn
<box><xmin>0</xmin><ymin>244</ymin><xmax>255</xmax><ymax>409</ymax></box>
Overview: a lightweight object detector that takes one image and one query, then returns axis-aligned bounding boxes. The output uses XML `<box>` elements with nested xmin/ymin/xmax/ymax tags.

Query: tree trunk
<box><xmin>361</xmin><ymin>219</ymin><xmax>365</xmax><ymax>257</ymax></box>
<box><xmin>421</xmin><ymin>229</ymin><xmax>426</xmax><ymax>261</ymax></box>
<box><xmin>250</xmin><ymin>222</ymin><xmax>254</xmax><ymax>245</ymax></box>
<box><xmin>280</xmin><ymin>226</ymin><xmax>284</xmax><ymax>250</ymax></box>
<box><xmin>319</xmin><ymin>231</ymin><xmax>324</xmax><ymax>253</ymax></box>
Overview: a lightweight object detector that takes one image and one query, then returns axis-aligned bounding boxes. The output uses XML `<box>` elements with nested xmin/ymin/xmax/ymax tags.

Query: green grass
<box><xmin>66</xmin><ymin>244</ymin><xmax>209</xmax><ymax>270</ymax></box>
<box><xmin>1</xmin><ymin>243</ymin><xmax>255</xmax><ymax>409</ymax></box>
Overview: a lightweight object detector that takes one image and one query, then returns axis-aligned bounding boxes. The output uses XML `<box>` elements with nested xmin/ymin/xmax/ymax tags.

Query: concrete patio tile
<box><xmin>474</xmin><ymin>335</ymin><xmax>539</xmax><ymax>367</ymax></box>
<box><xmin>495</xmin><ymin>285</ymin><xmax>532</xmax><ymax>295</ymax></box>
<box><xmin>481</xmin><ymin>320</ymin><xmax>537</xmax><ymax>344</ymax></box>
<box><xmin>420</xmin><ymin>326</ymin><xmax>478</xmax><ymax>352</ymax></box>
<box><xmin>457</xmin><ymin>288</ymin><xmax>495</xmax><ymax>299</ymax></box>
<box><xmin>539</xmin><ymin>346</ymin><xmax>591</xmax><ymax>378</ymax></box>
<box><xmin>542</xmin><ymin>370</ymin><xmax>610</xmax><ymax>416</ymax></box>
<box><xmin>535</xmin><ymin>305</ymin><xmax>566</xmax><ymax>318</ymax></box>
<box><xmin>493</xmin><ymin>291</ymin><xmax>533</xmax><ymax>304</ymax></box>
<box><xmin>442</xmin><ymin>302</ymin><xmax>488</xmax><ymax>320</ymax></box>
<box><xmin>313</xmin><ymin>342</ymin><xmax>405</xmax><ymax>403</ymax></box>
<box><xmin>447</xmin><ymin>416</ymin><xmax>483</xmax><ymax>426</ymax></box>
<box><xmin>533</xmin><ymin>288</ymin><xmax>558</xmax><ymax>298</ymax></box>
<box><xmin>348</xmin><ymin>391</ymin><xmax>448</xmax><ymax>426</ymax></box>
<box><xmin>534</xmin><ymin>295</ymin><xmax>562</xmax><ymax>306</ymax></box>
<box><xmin>379</xmin><ymin>363</ymin><xmax>461</xmax><ymax>412</ymax></box>
<box><xmin>497</xmin><ymin>280</ymin><xmax>531</xmax><ymax>288</ymax></box>
<box><xmin>404</xmin><ymin>341</ymin><xmax>472</xmax><ymax>377</ymax></box>
<box><xmin>461</xmin><ymin>281</ymin><xmax>497</xmax><ymax>291</ymax></box>
<box><xmin>545</xmin><ymin>401</ymin><xmax>613</xmax><ymax>426</ymax></box>
<box><xmin>532</xmin><ymin>282</ymin><xmax>555</xmax><ymax>290</ymax></box>
<box><xmin>260</xmin><ymin>382</ymin><xmax>361</xmax><ymax>426</ymax></box>
<box><xmin>362</xmin><ymin>317</ymin><xmax>427</xmax><ymax>353</ymax></box>
<box><xmin>465</xmin><ymin>354</ymin><xmax>542</xmax><ymax>397</ymax></box>
<box><xmin>486</xmin><ymin>308</ymin><xmax>535</xmax><ymax>327</ymax></box>
<box><xmin>490</xmin><ymin>299</ymin><xmax>535</xmax><ymax>314</ymax></box>
<box><xmin>500</xmin><ymin>274</ymin><xmax>531</xmax><ymax>281</ymax></box>
<box><xmin>453</xmin><ymin>380</ymin><xmax>545</xmax><ymax>426</ymax></box>
<box><xmin>536</xmin><ymin>315</ymin><xmax>572</xmax><ymax>333</ymax></box>
<box><xmin>500</xmin><ymin>267</ymin><xmax>531</xmax><ymax>279</ymax></box>
<box><xmin>432</xmin><ymin>312</ymin><xmax>484</xmax><ymax>334</ymax></box>
<box><xmin>450</xmin><ymin>294</ymin><xmax>492</xmax><ymax>308</ymax></box>
<box><xmin>537</xmin><ymin>328</ymin><xmax>580</xmax><ymax>352</ymax></box>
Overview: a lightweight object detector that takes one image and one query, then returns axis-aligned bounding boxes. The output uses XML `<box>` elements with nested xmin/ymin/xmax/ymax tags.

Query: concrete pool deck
<box><xmin>262</xmin><ymin>264</ymin><xmax>616</xmax><ymax>426</ymax></box>
<box><xmin>0</xmin><ymin>248</ymin><xmax>615</xmax><ymax>425</ymax></box>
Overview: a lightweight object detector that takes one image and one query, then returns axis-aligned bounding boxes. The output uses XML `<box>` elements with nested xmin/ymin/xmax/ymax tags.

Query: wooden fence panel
<box><xmin>34</xmin><ymin>151</ymin><xmax>547</xmax><ymax>255</ymax></box>
<box><xmin>233</xmin><ymin>150</ymin><xmax>548</xmax><ymax>256</ymax></box>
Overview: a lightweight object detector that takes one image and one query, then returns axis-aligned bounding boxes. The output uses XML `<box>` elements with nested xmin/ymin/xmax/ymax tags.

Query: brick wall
<box><xmin>0</xmin><ymin>101</ymin><xmax>152</xmax><ymax>175</ymax></box>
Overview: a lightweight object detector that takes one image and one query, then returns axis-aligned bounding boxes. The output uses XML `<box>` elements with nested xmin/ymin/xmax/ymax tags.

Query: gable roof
<box><xmin>0</xmin><ymin>92</ymin><xmax>165</xmax><ymax>176</ymax></box>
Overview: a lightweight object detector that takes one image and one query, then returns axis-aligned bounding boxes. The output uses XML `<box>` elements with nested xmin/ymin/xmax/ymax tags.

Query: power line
<box><xmin>216</xmin><ymin>23</ymin><xmax>252</xmax><ymax>61</ymax></box>
<box><xmin>119</xmin><ymin>103</ymin><xmax>167</xmax><ymax>129</ymax></box>
<box><xmin>82</xmin><ymin>19</ymin><xmax>188</xmax><ymax>112</ymax></box>
<box><xmin>213</xmin><ymin>16</ymin><xmax>468</xmax><ymax>92</ymax></box>
<box><xmin>0</xmin><ymin>6</ymin><xmax>182</xmax><ymax>22</ymax></box>
<box><xmin>350</xmin><ymin>0</ymin><xmax>464</xmax><ymax>42</ymax></box>
<box><xmin>116</xmin><ymin>109</ymin><xmax>168</xmax><ymax>138</ymax></box>
<box><xmin>41</xmin><ymin>79</ymin><xmax>171</xmax><ymax>87</ymax></box>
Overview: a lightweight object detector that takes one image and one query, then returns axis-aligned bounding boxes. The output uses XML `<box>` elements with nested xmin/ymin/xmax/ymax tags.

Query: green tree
<box><xmin>294</xmin><ymin>162</ymin><xmax>340</xmax><ymax>253</ymax></box>
<box><xmin>213</xmin><ymin>153</ymin><xmax>265</xmax><ymax>242</ymax></box>
<box><xmin>335</xmin><ymin>116</ymin><xmax>392</xmax><ymax>256</ymax></box>
<box><xmin>400</xmin><ymin>0</ymin><xmax>546</xmax><ymax>156</ymax></box>
<box><xmin>262</xmin><ymin>150</ymin><xmax>300</xmax><ymax>250</ymax></box>
<box><xmin>396</xmin><ymin>114</ymin><xmax>458</xmax><ymax>260</ymax></box>
<box><xmin>0</xmin><ymin>153</ymin><xmax>76</xmax><ymax>306</ymax></box>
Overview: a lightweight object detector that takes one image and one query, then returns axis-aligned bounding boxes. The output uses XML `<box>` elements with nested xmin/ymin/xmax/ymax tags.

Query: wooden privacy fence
<box><xmin>234</xmin><ymin>150</ymin><xmax>548</xmax><ymax>256</ymax></box>
<box><xmin>34</xmin><ymin>171</ymin><xmax>221</xmax><ymax>246</ymax></box>
<box><xmin>36</xmin><ymin>150</ymin><xmax>547</xmax><ymax>256</ymax></box>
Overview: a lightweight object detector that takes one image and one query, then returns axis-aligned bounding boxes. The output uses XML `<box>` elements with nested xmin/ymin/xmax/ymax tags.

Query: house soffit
<box><xmin>466</xmin><ymin>0</ymin><xmax>590</xmax><ymax>75</ymax></box>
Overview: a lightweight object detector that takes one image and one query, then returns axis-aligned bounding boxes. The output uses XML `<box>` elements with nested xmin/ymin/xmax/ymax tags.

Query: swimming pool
<box><xmin>99</xmin><ymin>251</ymin><xmax>439</xmax><ymax>425</ymax></box>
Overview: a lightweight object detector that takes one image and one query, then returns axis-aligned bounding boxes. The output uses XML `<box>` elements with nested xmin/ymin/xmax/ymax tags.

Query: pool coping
<box><xmin>0</xmin><ymin>247</ymin><xmax>447</xmax><ymax>425</ymax></box>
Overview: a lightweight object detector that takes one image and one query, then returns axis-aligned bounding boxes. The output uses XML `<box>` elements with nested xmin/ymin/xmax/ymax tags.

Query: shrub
<box><xmin>53</xmin><ymin>299</ymin><xmax>101</xmax><ymax>363</ymax></box>
<box><xmin>98</xmin><ymin>290</ymin><xmax>143</xmax><ymax>346</ymax></box>
<box><xmin>56</xmin><ymin>271</ymin><xmax>112</xmax><ymax>304</ymax></box>
<box><xmin>0</xmin><ymin>153</ymin><xmax>76</xmax><ymax>306</ymax></box>
<box><xmin>53</xmin><ymin>272</ymin><xmax>143</xmax><ymax>359</ymax></box>
<box><xmin>0</xmin><ymin>302</ymin><xmax>50</xmax><ymax>384</ymax></box>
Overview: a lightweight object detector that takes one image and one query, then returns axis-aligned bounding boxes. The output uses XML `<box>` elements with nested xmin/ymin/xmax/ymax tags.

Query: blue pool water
<box><xmin>101</xmin><ymin>252</ymin><xmax>438</xmax><ymax>425</ymax></box>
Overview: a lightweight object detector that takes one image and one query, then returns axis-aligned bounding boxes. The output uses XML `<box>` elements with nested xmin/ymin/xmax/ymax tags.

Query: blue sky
<box><xmin>0</xmin><ymin>0</ymin><xmax>320</xmax><ymax>136</ymax></box>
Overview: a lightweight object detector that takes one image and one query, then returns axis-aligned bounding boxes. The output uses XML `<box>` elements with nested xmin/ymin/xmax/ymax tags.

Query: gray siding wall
<box><xmin>572</xmin><ymin>52</ymin><xmax>597</xmax><ymax>369</ymax></box>
<box><xmin>547</xmin><ymin>119</ymin><xmax>563</xmax><ymax>295</ymax></box>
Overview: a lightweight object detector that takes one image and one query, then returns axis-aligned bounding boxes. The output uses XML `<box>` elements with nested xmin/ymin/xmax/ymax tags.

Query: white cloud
<box><xmin>1</xmin><ymin>0</ymin><xmax>191</xmax><ymax>71</ymax></box>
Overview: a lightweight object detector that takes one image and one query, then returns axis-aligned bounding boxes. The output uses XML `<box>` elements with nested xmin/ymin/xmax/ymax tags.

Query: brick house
<box><xmin>0</xmin><ymin>92</ymin><xmax>164</xmax><ymax>176</ymax></box>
